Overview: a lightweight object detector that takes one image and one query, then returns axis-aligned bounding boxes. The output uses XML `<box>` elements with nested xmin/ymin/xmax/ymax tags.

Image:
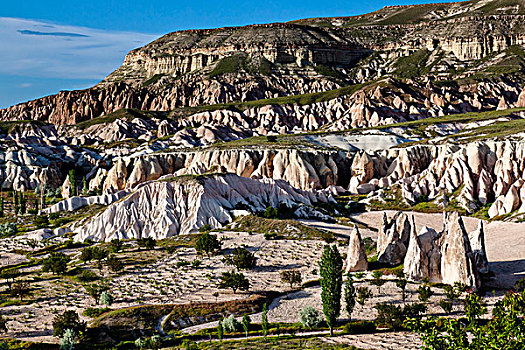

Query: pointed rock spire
<box><xmin>468</xmin><ymin>220</ymin><xmax>489</xmax><ymax>274</ymax></box>
<box><xmin>440</xmin><ymin>212</ymin><xmax>480</xmax><ymax>291</ymax></box>
<box><xmin>345</xmin><ymin>225</ymin><xmax>368</xmax><ymax>273</ymax></box>
<box><xmin>404</xmin><ymin>217</ymin><xmax>428</xmax><ymax>281</ymax></box>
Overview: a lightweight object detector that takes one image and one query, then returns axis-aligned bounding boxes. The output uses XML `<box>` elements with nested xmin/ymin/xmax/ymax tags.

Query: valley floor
<box><xmin>0</xmin><ymin>210</ymin><xmax>523</xmax><ymax>348</ymax></box>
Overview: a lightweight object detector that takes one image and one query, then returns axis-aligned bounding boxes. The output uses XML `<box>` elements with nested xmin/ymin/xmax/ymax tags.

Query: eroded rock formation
<box><xmin>403</xmin><ymin>212</ymin><xmax>485</xmax><ymax>290</ymax></box>
<box><xmin>73</xmin><ymin>173</ymin><xmax>333</xmax><ymax>241</ymax></box>
<box><xmin>345</xmin><ymin>225</ymin><xmax>368</xmax><ymax>273</ymax></box>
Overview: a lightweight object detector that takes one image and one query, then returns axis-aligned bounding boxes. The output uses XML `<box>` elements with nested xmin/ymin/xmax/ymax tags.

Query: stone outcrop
<box><xmin>403</xmin><ymin>212</ymin><xmax>486</xmax><ymax>290</ymax></box>
<box><xmin>344</xmin><ymin>225</ymin><xmax>368</xmax><ymax>273</ymax></box>
<box><xmin>377</xmin><ymin>212</ymin><xmax>414</xmax><ymax>266</ymax></box>
<box><xmin>43</xmin><ymin>191</ymin><xmax>129</xmax><ymax>214</ymax></box>
<box><xmin>440</xmin><ymin>212</ymin><xmax>480</xmax><ymax>289</ymax></box>
<box><xmin>468</xmin><ymin>220</ymin><xmax>489</xmax><ymax>274</ymax></box>
<box><xmin>74</xmin><ymin>174</ymin><xmax>333</xmax><ymax>241</ymax></box>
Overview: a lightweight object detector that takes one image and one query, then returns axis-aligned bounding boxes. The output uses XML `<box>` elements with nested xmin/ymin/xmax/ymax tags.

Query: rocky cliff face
<box><xmin>73</xmin><ymin>173</ymin><xmax>332</xmax><ymax>241</ymax></box>
<box><xmin>2</xmin><ymin>1</ymin><xmax>525</xmax><ymax>125</ymax></box>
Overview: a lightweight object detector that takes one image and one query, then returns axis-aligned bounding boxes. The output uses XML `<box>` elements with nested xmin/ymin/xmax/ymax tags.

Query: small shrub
<box><xmin>375</xmin><ymin>302</ymin><xmax>426</xmax><ymax>330</ymax></box>
<box><xmin>199</xmin><ymin>224</ymin><xmax>212</xmax><ymax>232</ymax></box>
<box><xmin>176</xmin><ymin>260</ymin><xmax>190</xmax><ymax>268</ymax></box>
<box><xmin>417</xmin><ymin>285</ymin><xmax>434</xmax><ymax>303</ymax></box>
<box><xmin>439</xmin><ymin>299</ymin><xmax>453</xmax><ymax>314</ymax></box>
<box><xmin>82</xmin><ymin>307</ymin><xmax>110</xmax><ymax>318</ymax></box>
<box><xmin>280</xmin><ymin>270</ymin><xmax>302</xmax><ymax>289</ymax></box>
<box><xmin>60</xmin><ymin>328</ymin><xmax>77</xmax><ymax>350</ymax></box>
<box><xmin>195</xmin><ymin>232</ymin><xmax>221</xmax><ymax>257</ymax></box>
<box><xmin>134</xmin><ymin>337</ymin><xmax>147</xmax><ymax>349</ymax></box>
<box><xmin>342</xmin><ymin>320</ymin><xmax>376</xmax><ymax>334</ymax></box>
<box><xmin>444</xmin><ymin>284</ymin><xmax>460</xmax><ymax>301</ymax></box>
<box><xmin>356</xmin><ymin>287</ymin><xmax>373</xmax><ymax>306</ymax></box>
<box><xmin>75</xmin><ymin>269</ymin><xmax>98</xmax><ymax>282</ymax></box>
<box><xmin>99</xmin><ymin>291</ymin><xmax>114</xmax><ymax>306</ymax></box>
<box><xmin>298</xmin><ymin>306</ymin><xmax>323</xmax><ymax>328</ymax></box>
<box><xmin>223</xmin><ymin>247</ymin><xmax>256</xmax><ymax>269</ymax></box>
<box><xmin>222</xmin><ymin>315</ymin><xmax>242</xmax><ymax>333</ymax></box>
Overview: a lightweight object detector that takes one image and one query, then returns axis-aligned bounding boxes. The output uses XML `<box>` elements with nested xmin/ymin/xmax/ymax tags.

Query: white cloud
<box><xmin>0</xmin><ymin>17</ymin><xmax>158</xmax><ymax>80</ymax></box>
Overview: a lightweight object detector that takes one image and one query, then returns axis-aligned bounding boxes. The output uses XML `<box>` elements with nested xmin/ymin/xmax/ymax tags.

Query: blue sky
<box><xmin>0</xmin><ymin>0</ymin><xmax>455</xmax><ymax>109</ymax></box>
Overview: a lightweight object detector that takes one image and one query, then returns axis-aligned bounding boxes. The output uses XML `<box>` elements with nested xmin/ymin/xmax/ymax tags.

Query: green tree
<box><xmin>82</xmin><ymin>176</ymin><xmax>88</xmax><ymax>196</ymax></box>
<box><xmin>42</xmin><ymin>252</ymin><xmax>70</xmax><ymax>275</ymax></box>
<box><xmin>69</xmin><ymin>169</ymin><xmax>77</xmax><ymax>197</ymax></box>
<box><xmin>406</xmin><ymin>291</ymin><xmax>524</xmax><ymax>349</ymax></box>
<box><xmin>11</xmin><ymin>281</ymin><xmax>30</xmax><ymax>301</ymax></box>
<box><xmin>19</xmin><ymin>192</ymin><xmax>25</xmax><ymax>214</ymax></box>
<box><xmin>261</xmin><ymin>303</ymin><xmax>269</xmax><ymax>339</ymax></box>
<box><xmin>371</xmin><ymin>270</ymin><xmax>386</xmax><ymax>294</ymax></box>
<box><xmin>106</xmin><ymin>255</ymin><xmax>123</xmax><ymax>272</ymax></box>
<box><xmin>356</xmin><ymin>286</ymin><xmax>372</xmax><ymax>307</ymax></box>
<box><xmin>195</xmin><ymin>232</ymin><xmax>221</xmax><ymax>257</ymax></box>
<box><xmin>280</xmin><ymin>270</ymin><xmax>302</xmax><ymax>289</ymax></box>
<box><xmin>0</xmin><ymin>197</ymin><xmax>4</xmax><ymax>217</ymax></box>
<box><xmin>262</xmin><ymin>206</ymin><xmax>279</xmax><ymax>219</ymax></box>
<box><xmin>344</xmin><ymin>273</ymin><xmax>356</xmax><ymax>320</ymax></box>
<box><xmin>0</xmin><ymin>268</ymin><xmax>20</xmax><ymax>291</ymax></box>
<box><xmin>463</xmin><ymin>292</ymin><xmax>486</xmax><ymax>324</ymax></box>
<box><xmin>217</xmin><ymin>318</ymin><xmax>224</xmax><ymax>341</ymax></box>
<box><xmin>52</xmin><ymin>310</ymin><xmax>85</xmax><ymax>338</ymax></box>
<box><xmin>12</xmin><ymin>191</ymin><xmax>18</xmax><ymax>214</ymax></box>
<box><xmin>84</xmin><ymin>281</ymin><xmax>109</xmax><ymax>305</ymax></box>
<box><xmin>223</xmin><ymin>246</ymin><xmax>256</xmax><ymax>270</ymax></box>
<box><xmin>109</xmin><ymin>239</ymin><xmax>122</xmax><ymax>253</ymax></box>
<box><xmin>137</xmin><ymin>237</ymin><xmax>156</xmax><ymax>250</ymax></box>
<box><xmin>417</xmin><ymin>285</ymin><xmax>434</xmax><ymax>303</ymax></box>
<box><xmin>242</xmin><ymin>315</ymin><xmax>251</xmax><ymax>337</ymax></box>
<box><xmin>218</xmin><ymin>271</ymin><xmax>249</xmax><ymax>294</ymax></box>
<box><xmin>397</xmin><ymin>278</ymin><xmax>409</xmax><ymax>300</ymax></box>
<box><xmin>319</xmin><ymin>244</ymin><xmax>343</xmax><ymax>336</ymax></box>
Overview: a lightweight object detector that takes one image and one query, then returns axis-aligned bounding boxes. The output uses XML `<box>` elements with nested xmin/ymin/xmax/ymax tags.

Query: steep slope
<box><xmin>73</xmin><ymin>173</ymin><xmax>332</xmax><ymax>241</ymax></box>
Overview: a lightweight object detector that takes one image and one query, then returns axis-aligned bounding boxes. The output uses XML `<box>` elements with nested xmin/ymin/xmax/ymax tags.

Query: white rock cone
<box><xmin>345</xmin><ymin>225</ymin><xmax>368</xmax><ymax>273</ymax></box>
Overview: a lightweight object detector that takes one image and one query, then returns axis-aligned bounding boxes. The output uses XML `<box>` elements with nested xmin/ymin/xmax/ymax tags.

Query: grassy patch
<box><xmin>210</xmin><ymin>54</ymin><xmax>247</xmax><ymax>77</ymax></box>
<box><xmin>74</xmin><ymin>108</ymin><xmax>169</xmax><ymax>130</ymax></box>
<box><xmin>90</xmin><ymin>293</ymin><xmax>276</xmax><ymax>341</ymax></box>
<box><xmin>0</xmin><ymin>120</ymin><xmax>50</xmax><ymax>134</ymax></box>
<box><xmin>142</xmin><ymin>73</ymin><xmax>166</xmax><ymax>87</ymax></box>
<box><xmin>230</xmin><ymin>215</ymin><xmax>330</xmax><ymax>240</ymax></box>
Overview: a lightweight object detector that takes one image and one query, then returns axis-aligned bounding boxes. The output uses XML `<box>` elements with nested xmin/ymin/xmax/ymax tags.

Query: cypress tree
<box><xmin>68</xmin><ymin>169</ymin><xmax>76</xmax><ymax>197</ymax></box>
<box><xmin>19</xmin><ymin>192</ymin><xmax>25</xmax><ymax>214</ymax></box>
<box><xmin>261</xmin><ymin>302</ymin><xmax>269</xmax><ymax>338</ymax></box>
<box><xmin>319</xmin><ymin>244</ymin><xmax>343</xmax><ymax>336</ymax></box>
<box><xmin>344</xmin><ymin>273</ymin><xmax>356</xmax><ymax>321</ymax></box>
